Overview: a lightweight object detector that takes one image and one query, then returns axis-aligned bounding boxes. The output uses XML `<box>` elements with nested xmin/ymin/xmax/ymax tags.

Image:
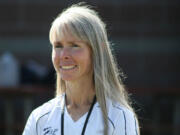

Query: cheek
<box><xmin>52</xmin><ymin>50</ymin><xmax>59</xmax><ymax>68</ymax></box>
<box><xmin>85</xmin><ymin>56</ymin><xmax>92</xmax><ymax>70</ymax></box>
<box><xmin>75</xmin><ymin>50</ymin><xmax>92</xmax><ymax>68</ymax></box>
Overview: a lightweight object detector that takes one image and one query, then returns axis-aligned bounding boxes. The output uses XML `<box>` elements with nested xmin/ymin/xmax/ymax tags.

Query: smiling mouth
<box><xmin>60</xmin><ymin>65</ymin><xmax>77</xmax><ymax>70</ymax></box>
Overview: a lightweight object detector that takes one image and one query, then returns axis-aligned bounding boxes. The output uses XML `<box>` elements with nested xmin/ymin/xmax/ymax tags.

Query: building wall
<box><xmin>0</xmin><ymin>0</ymin><xmax>179</xmax><ymax>86</ymax></box>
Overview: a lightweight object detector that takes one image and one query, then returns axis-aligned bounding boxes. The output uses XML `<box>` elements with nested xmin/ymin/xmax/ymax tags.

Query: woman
<box><xmin>23</xmin><ymin>3</ymin><xmax>140</xmax><ymax>135</ymax></box>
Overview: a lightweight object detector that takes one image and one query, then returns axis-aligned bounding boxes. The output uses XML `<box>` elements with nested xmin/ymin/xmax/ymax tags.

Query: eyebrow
<box><xmin>53</xmin><ymin>41</ymin><xmax>62</xmax><ymax>45</ymax></box>
<box><xmin>53</xmin><ymin>40</ymin><xmax>80</xmax><ymax>45</ymax></box>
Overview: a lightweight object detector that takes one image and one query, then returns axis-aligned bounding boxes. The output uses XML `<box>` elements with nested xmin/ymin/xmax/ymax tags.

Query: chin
<box><xmin>61</xmin><ymin>76</ymin><xmax>76</xmax><ymax>81</ymax></box>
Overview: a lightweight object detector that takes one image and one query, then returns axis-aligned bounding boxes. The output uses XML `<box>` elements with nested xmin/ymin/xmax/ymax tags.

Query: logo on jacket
<box><xmin>43</xmin><ymin>127</ymin><xmax>58</xmax><ymax>135</ymax></box>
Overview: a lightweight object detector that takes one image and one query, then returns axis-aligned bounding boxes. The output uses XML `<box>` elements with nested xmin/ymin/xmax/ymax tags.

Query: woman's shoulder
<box><xmin>31</xmin><ymin>98</ymin><xmax>56</xmax><ymax>120</ymax></box>
<box><xmin>111</xmin><ymin>101</ymin><xmax>135</xmax><ymax>117</ymax></box>
<box><xmin>107</xmin><ymin>99</ymin><xmax>135</xmax><ymax>118</ymax></box>
<box><xmin>108</xmin><ymin>100</ymin><xmax>139</xmax><ymax>135</ymax></box>
<box><xmin>23</xmin><ymin>95</ymin><xmax>65</xmax><ymax>135</ymax></box>
<box><xmin>31</xmin><ymin>95</ymin><xmax>64</xmax><ymax>121</ymax></box>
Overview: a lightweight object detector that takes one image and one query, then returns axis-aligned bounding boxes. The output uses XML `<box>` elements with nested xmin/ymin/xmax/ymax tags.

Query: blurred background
<box><xmin>0</xmin><ymin>0</ymin><xmax>179</xmax><ymax>135</ymax></box>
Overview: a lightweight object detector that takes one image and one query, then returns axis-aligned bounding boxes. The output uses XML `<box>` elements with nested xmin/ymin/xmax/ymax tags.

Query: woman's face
<box><xmin>51</xmin><ymin>30</ymin><xmax>93</xmax><ymax>82</ymax></box>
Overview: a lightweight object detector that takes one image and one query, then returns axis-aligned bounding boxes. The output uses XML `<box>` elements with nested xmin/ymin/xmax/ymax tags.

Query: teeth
<box><xmin>61</xmin><ymin>66</ymin><xmax>76</xmax><ymax>70</ymax></box>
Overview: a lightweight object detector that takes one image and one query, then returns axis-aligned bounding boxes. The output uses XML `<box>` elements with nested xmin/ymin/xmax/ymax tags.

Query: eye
<box><xmin>72</xmin><ymin>44</ymin><xmax>79</xmax><ymax>47</ymax></box>
<box><xmin>54</xmin><ymin>44</ymin><xmax>63</xmax><ymax>48</ymax></box>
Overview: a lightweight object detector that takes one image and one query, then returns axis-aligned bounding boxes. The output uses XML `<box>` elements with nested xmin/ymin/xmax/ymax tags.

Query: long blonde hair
<box><xmin>49</xmin><ymin>3</ymin><xmax>139</xmax><ymax>135</ymax></box>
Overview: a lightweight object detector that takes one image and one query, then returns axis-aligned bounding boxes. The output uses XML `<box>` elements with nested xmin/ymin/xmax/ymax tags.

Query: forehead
<box><xmin>51</xmin><ymin>24</ymin><xmax>82</xmax><ymax>44</ymax></box>
<box><xmin>54</xmin><ymin>33</ymin><xmax>84</xmax><ymax>46</ymax></box>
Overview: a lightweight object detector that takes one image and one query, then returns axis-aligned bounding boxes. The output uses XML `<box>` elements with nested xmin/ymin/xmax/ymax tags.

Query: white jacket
<box><xmin>23</xmin><ymin>94</ymin><xmax>138</xmax><ymax>135</ymax></box>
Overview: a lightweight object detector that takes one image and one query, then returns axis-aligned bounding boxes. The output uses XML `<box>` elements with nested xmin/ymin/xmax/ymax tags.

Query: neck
<box><xmin>65</xmin><ymin>79</ymin><xmax>95</xmax><ymax>108</ymax></box>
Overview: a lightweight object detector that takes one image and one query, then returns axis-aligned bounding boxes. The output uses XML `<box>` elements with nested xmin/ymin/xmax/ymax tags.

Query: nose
<box><xmin>60</xmin><ymin>47</ymin><xmax>71</xmax><ymax>60</ymax></box>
